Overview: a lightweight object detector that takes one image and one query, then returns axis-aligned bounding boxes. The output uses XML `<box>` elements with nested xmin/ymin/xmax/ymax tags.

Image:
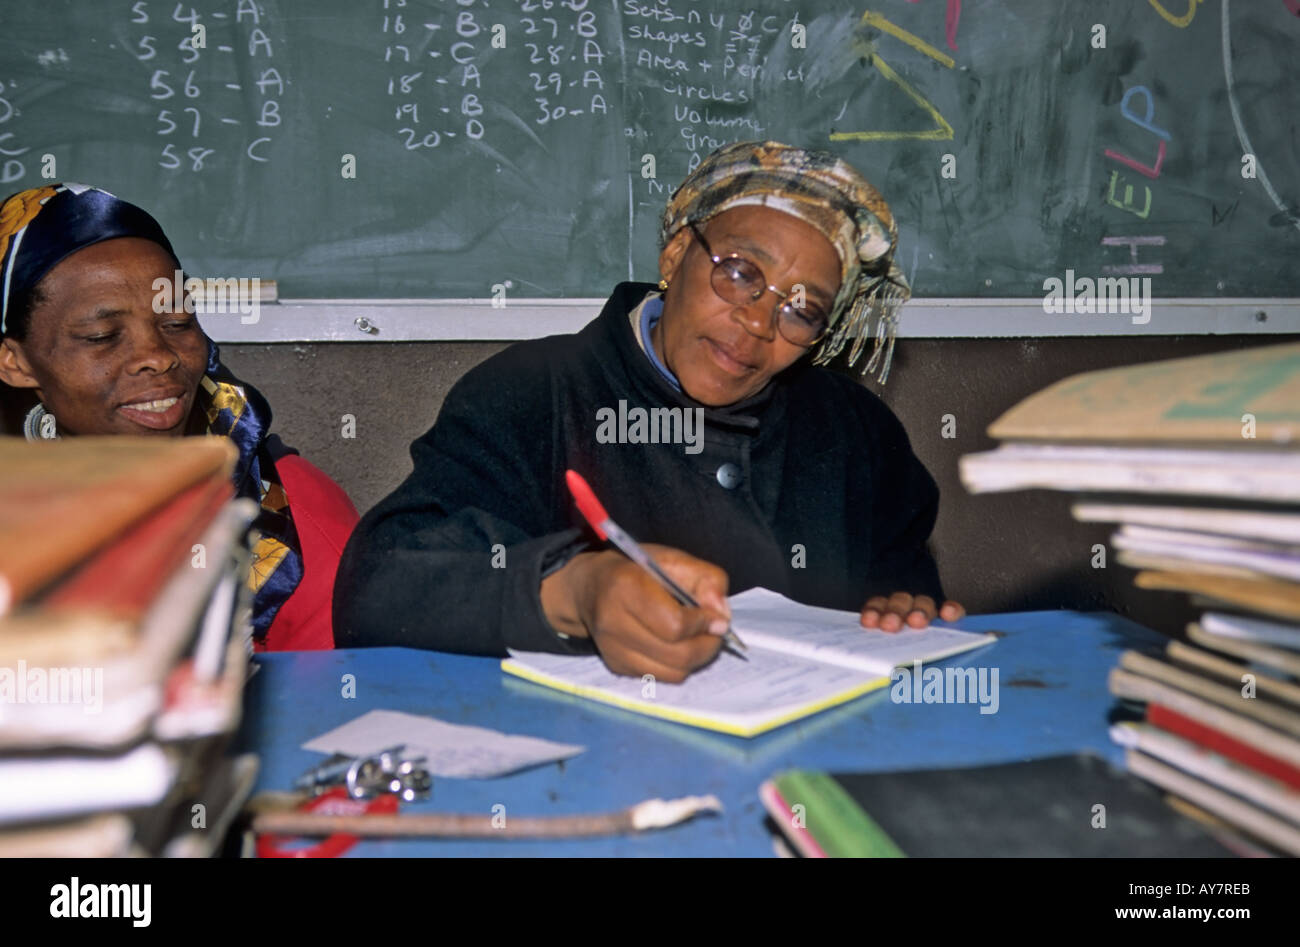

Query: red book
<box><xmin>1148</xmin><ymin>703</ymin><xmax>1300</xmax><ymax>790</ymax></box>
<box><xmin>42</xmin><ymin>474</ymin><xmax>233</xmax><ymax>619</ymax></box>
<box><xmin>0</xmin><ymin>437</ymin><xmax>237</xmax><ymax>613</ymax></box>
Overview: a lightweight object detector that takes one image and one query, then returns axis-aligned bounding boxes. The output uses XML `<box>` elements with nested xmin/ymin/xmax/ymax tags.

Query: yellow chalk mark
<box><xmin>856</xmin><ymin>9</ymin><xmax>956</xmax><ymax>68</ymax></box>
<box><xmin>852</xmin><ymin>9</ymin><xmax>956</xmax><ymax>67</ymax></box>
<box><xmin>832</xmin><ymin>10</ymin><xmax>955</xmax><ymax>143</ymax></box>
<box><xmin>1148</xmin><ymin>0</ymin><xmax>1203</xmax><ymax>28</ymax></box>
<box><xmin>831</xmin><ymin>52</ymin><xmax>954</xmax><ymax>142</ymax></box>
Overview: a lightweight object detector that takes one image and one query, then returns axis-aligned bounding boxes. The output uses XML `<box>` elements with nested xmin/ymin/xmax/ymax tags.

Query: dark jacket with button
<box><xmin>333</xmin><ymin>282</ymin><xmax>945</xmax><ymax>655</ymax></box>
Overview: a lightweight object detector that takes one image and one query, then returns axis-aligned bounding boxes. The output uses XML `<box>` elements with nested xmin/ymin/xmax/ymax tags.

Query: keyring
<box><xmin>256</xmin><ymin>787</ymin><xmax>399</xmax><ymax>858</ymax></box>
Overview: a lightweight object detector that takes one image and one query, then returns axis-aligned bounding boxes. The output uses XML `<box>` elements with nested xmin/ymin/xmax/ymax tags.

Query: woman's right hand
<box><xmin>540</xmin><ymin>544</ymin><xmax>730</xmax><ymax>682</ymax></box>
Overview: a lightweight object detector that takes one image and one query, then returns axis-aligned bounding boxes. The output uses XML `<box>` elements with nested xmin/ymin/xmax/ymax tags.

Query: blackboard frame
<box><xmin>197</xmin><ymin>297</ymin><xmax>1300</xmax><ymax>343</ymax></box>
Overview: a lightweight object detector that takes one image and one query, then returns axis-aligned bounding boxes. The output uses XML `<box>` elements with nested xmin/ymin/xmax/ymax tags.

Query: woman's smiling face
<box><xmin>0</xmin><ymin>237</ymin><xmax>208</xmax><ymax>436</ymax></box>
<box><xmin>654</xmin><ymin>205</ymin><xmax>842</xmax><ymax>407</ymax></box>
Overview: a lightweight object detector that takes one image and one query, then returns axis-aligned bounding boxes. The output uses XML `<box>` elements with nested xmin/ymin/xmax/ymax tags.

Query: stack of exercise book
<box><xmin>1108</xmin><ymin>619</ymin><xmax>1300</xmax><ymax>856</ymax></box>
<box><xmin>957</xmin><ymin>340</ymin><xmax>1300</xmax><ymax>855</ymax></box>
<box><xmin>0</xmin><ymin>437</ymin><xmax>260</xmax><ymax>857</ymax></box>
<box><xmin>958</xmin><ymin>341</ymin><xmax>1300</xmax><ymax>620</ymax></box>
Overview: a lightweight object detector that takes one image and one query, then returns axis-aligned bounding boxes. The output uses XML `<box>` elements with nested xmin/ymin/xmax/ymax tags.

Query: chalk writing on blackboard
<box><xmin>831</xmin><ymin>10</ymin><xmax>955</xmax><ymax>143</ymax></box>
<box><xmin>131</xmin><ymin>0</ymin><xmax>285</xmax><ymax>171</ymax></box>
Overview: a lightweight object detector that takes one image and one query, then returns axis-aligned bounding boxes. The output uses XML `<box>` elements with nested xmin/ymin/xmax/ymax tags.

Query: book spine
<box><xmin>772</xmin><ymin>770</ymin><xmax>905</xmax><ymax>859</ymax></box>
<box><xmin>1148</xmin><ymin>704</ymin><xmax>1300</xmax><ymax>790</ymax></box>
<box><xmin>1125</xmin><ymin>750</ymin><xmax>1300</xmax><ymax>856</ymax></box>
<box><xmin>1116</xmin><ymin>722</ymin><xmax>1300</xmax><ymax>824</ymax></box>
<box><xmin>1188</xmin><ymin>624</ymin><xmax>1300</xmax><ymax>676</ymax></box>
<box><xmin>1165</xmin><ymin>640</ymin><xmax>1300</xmax><ymax>709</ymax></box>
<box><xmin>1119</xmin><ymin>650</ymin><xmax>1300</xmax><ymax>737</ymax></box>
<box><xmin>758</xmin><ymin>780</ymin><xmax>826</xmax><ymax>858</ymax></box>
<box><xmin>1109</xmin><ymin>667</ymin><xmax>1300</xmax><ymax>765</ymax></box>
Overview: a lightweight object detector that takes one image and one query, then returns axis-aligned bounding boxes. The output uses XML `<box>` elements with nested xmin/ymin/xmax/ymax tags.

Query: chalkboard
<box><xmin>0</xmin><ymin>0</ymin><xmax>1297</xmax><ymax>300</ymax></box>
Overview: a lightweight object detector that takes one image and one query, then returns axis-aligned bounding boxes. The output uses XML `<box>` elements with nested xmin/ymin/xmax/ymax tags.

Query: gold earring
<box><xmin>657</xmin><ymin>277</ymin><xmax>669</xmax><ymax>291</ymax></box>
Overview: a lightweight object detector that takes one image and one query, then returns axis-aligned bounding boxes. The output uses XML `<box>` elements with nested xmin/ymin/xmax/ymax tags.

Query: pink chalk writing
<box><xmin>906</xmin><ymin>0</ymin><xmax>962</xmax><ymax>51</ymax></box>
<box><xmin>1104</xmin><ymin>139</ymin><xmax>1167</xmax><ymax>179</ymax></box>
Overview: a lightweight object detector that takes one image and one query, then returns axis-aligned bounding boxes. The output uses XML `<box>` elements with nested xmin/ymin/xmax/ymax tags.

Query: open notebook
<box><xmin>502</xmin><ymin>588</ymin><xmax>997</xmax><ymax>737</ymax></box>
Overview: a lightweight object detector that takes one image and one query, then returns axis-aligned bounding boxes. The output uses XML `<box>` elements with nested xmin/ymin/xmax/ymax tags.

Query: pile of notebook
<box><xmin>0</xmin><ymin>437</ymin><xmax>260</xmax><ymax>856</ymax></box>
<box><xmin>1107</xmin><ymin>618</ymin><xmax>1300</xmax><ymax>856</ymax></box>
<box><xmin>958</xmin><ymin>341</ymin><xmax>1300</xmax><ymax>619</ymax></box>
<box><xmin>957</xmin><ymin>340</ymin><xmax>1300</xmax><ymax>855</ymax></box>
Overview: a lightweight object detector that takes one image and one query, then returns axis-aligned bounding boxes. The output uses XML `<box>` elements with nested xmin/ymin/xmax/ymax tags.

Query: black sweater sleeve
<box><xmin>858</xmin><ymin>390</ymin><xmax>946</xmax><ymax>605</ymax></box>
<box><xmin>332</xmin><ymin>352</ymin><xmax>594</xmax><ymax>656</ymax></box>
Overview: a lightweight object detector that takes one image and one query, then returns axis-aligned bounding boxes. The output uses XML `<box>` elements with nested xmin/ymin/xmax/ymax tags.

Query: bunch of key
<box><xmin>294</xmin><ymin>744</ymin><xmax>432</xmax><ymax>803</ymax></box>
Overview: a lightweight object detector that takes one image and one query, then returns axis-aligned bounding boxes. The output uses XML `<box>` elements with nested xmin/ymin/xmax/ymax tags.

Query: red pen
<box><xmin>565</xmin><ymin>469</ymin><xmax>747</xmax><ymax>656</ymax></box>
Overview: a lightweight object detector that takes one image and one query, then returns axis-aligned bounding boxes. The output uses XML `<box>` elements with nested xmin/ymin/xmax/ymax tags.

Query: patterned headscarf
<box><xmin>661</xmin><ymin>141</ymin><xmax>911</xmax><ymax>383</ymax></box>
<box><xmin>0</xmin><ymin>183</ymin><xmax>302</xmax><ymax>640</ymax></box>
<box><xmin>200</xmin><ymin>339</ymin><xmax>304</xmax><ymax>639</ymax></box>
<box><xmin>1</xmin><ymin>183</ymin><xmax>178</xmax><ymax>335</ymax></box>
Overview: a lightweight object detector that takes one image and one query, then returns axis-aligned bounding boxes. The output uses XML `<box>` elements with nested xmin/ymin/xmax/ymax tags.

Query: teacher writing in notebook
<box><xmin>335</xmin><ymin>141</ymin><xmax>964</xmax><ymax>680</ymax></box>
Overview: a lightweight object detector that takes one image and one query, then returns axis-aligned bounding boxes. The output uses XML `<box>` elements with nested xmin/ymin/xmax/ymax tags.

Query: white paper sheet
<box><xmin>302</xmin><ymin>709</ymin><xmax>584</xmax><ymax>779</ymax></box>
<box><xmin>727</xmin><ymin>587</ymin><xmax>996</xmax><ymax>674</ymax></box>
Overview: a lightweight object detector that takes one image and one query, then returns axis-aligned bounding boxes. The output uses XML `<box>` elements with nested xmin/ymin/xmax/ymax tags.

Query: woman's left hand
<box><xmin>860</xmin><ymin>593</ymin><xmax>965</xmax><ymax>632</ymax></box>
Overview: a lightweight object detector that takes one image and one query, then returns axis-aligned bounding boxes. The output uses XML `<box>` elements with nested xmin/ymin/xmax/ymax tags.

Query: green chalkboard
<box><xmin>0</xmin><ymin>0</ymin><xmax>1297</xmax><ymax>300</ymax></box>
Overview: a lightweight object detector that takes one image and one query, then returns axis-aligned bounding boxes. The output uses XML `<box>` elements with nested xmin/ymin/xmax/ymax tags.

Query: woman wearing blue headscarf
<box><xmin>0</xmin><ymin>183</ymin><xmax>358</xmax><ymax>650</ymax></box>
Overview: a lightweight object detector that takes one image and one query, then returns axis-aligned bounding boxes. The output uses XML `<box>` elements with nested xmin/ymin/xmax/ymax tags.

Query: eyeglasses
<box><xmin>686</xmin><ymin>222</ymin><xmax>831</xmax><ymax>348</ymax></box>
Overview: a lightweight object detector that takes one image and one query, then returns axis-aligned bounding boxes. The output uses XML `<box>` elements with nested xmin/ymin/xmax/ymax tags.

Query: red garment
<box><xmin>256</xmin><ymin>455</ymin><xmax>360</xmax><ymax>652</ymax></box>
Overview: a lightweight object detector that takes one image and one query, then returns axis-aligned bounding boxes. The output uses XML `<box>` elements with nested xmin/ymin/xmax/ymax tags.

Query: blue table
<box><xmin>236</xmin><ymin>610</ymin><xmax>1165</xmax><ymax>856</ymax></box>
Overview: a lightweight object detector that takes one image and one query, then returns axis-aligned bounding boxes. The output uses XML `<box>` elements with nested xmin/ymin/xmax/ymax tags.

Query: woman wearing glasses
<box><xmin>334</xmin><ymin>141</ymin><xmax>964</xmax><ymax>680</ymax></box>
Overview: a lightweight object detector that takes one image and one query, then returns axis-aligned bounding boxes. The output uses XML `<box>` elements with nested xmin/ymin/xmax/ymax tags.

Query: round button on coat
<box><xmin>716</xmin><ymin>463</ymin><xmax>742</xmax><ymax>489</ymax></box>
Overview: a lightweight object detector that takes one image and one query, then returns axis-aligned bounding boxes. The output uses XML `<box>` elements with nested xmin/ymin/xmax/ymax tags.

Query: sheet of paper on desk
<box><xmin>302</xmin><ymin>709</ymin><xmax>584</xmax><ymax>779</ymax></box>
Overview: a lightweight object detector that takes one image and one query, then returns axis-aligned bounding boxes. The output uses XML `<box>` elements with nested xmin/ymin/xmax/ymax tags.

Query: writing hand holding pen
<box><xmin>540</xmin><ymin>542</ymin><xmax>732</xmax><ymax>682</ymax></box>
<box><xmin>538</xmin><ymin>470</ymin><xmax>737</xmax><ymax>682</ymax></box>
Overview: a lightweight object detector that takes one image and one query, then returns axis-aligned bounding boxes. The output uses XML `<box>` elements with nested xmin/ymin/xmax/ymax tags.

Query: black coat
<box><xmin>333</xmin><ymin>282</ymin><xmax>944</xmax><ymax>655</ymax></box>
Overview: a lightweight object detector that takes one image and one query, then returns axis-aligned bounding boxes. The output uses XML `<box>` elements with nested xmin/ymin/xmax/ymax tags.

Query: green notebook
<box><xmin>760</xmin><ymin>754</ymin><xmax>1240</xmax><ymax>857</ymax></box>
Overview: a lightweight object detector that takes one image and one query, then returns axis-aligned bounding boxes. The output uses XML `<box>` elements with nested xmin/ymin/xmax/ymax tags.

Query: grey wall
<box><xmin>208</xmin><ymin>332</ymin><xmax>1300</xmax><ymax>638</ymax></box>
<box><xmin>216</xmin><ymin>341</ymin><xmax>508</xmax><ymax>516</ymax></box>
